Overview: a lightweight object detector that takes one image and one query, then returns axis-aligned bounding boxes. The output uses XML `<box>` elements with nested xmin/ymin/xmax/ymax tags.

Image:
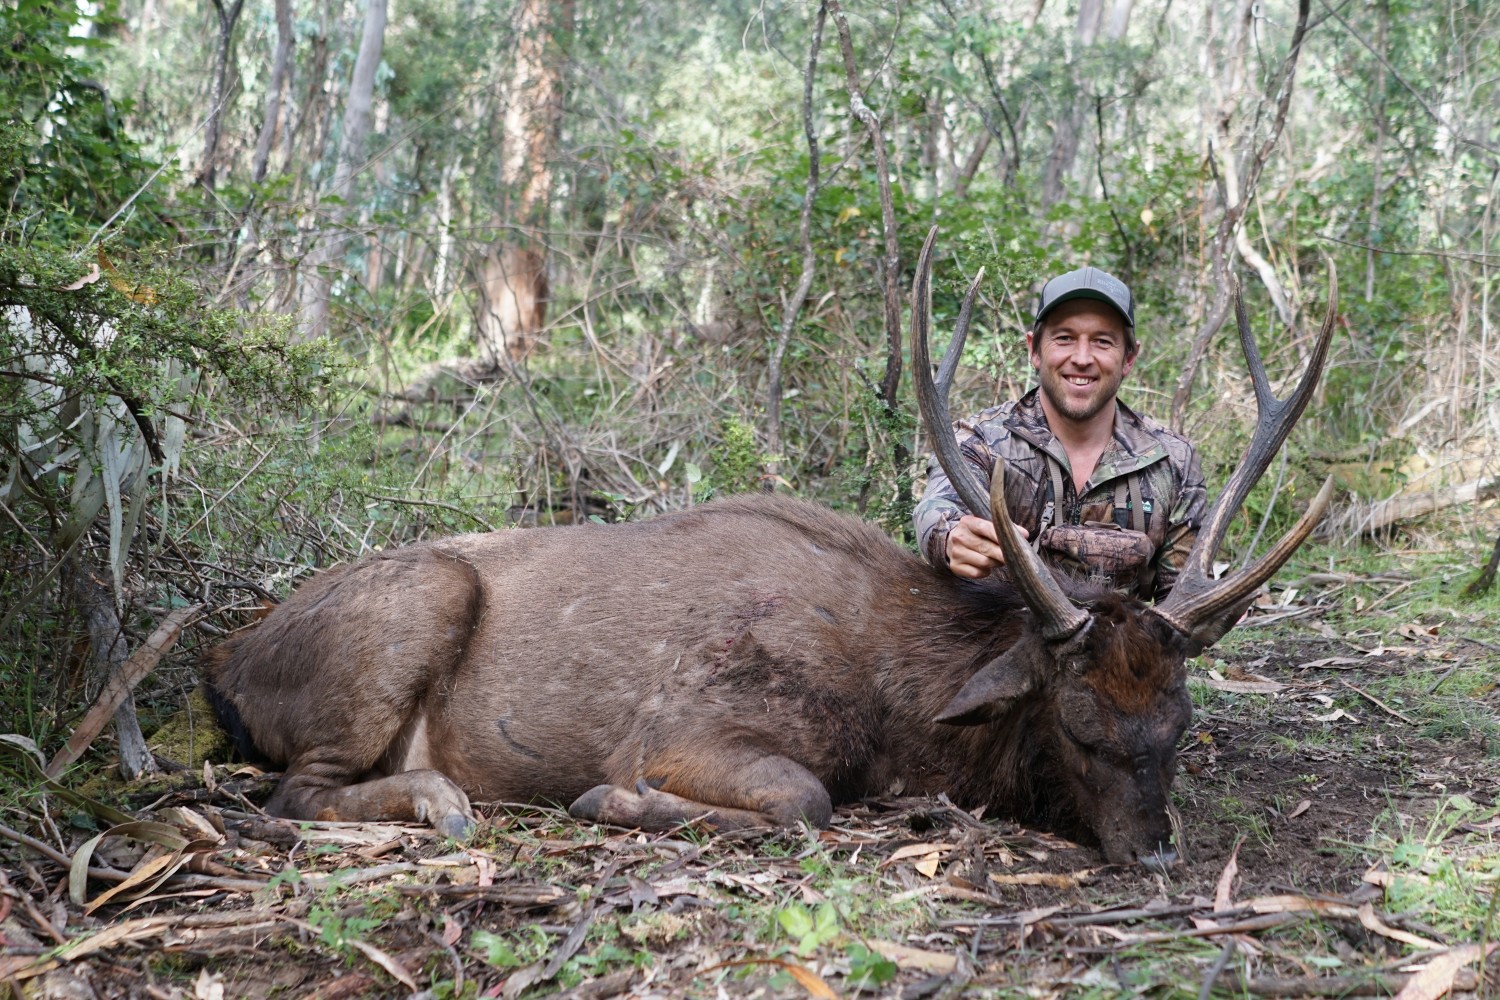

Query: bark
<box><xmin>827</xmin><ymin>0</ymin><xmax>910</xmax><ymax>527</ymax></box>
<box><xmin>474</xmin><ymin>0</ymin><xmax>573</xmax><ymax>366</ymax></box>
<box><xmin>250</xmin><ymin>0</ymin><xmax>294</xmax><ymax>186</ymax></box>
<box><xmin>65</xmin><ymin>561</ymin><xmax>157</xmax><ymax>780</ymax></box>
<box><xmin>1041</xmin><ymin>0</ymin><xmax>1127</xmax><ymax>209</ymax></box>
<box><xmin>475</xmin><ymin>246</ymin><xmax>550</xmax><ymax>366</ymax></box>
<box><xmin>1465</xmin><ymin>532</ymin><xmax>1500</xmax><ymax>597</ymax></box>
<box><xmin>299</xmin><ymin>0</ymin><xmax>388</xmax><ymax>341</ymax></box>
<box><xmin>827</xmin><ymin>0</ymin><xmax>902</xmax><ymax>412</ymax></box>
<box><xmin>953</xmin><ymin>130</ymin><xmax>990</xmax><ymax>201</ymax></box>
<box><xmin>1365</xmin><ymin>0</ymin><xmax>1388</xmax><ymax>303</ymax></box>
<box><xmin>1170</xmin><ymin>0</ymin><xmax>1312</xmax><ymax>431</ymax></box>
<box><xmin>766</xmin><ymin>2</ymin><xmax>826</xmax><ymax>488</ymax></box>
<box><xmin>199</xmin><ymin>0</ymin><xmax>246</xmax><ymax>194</ymax></box>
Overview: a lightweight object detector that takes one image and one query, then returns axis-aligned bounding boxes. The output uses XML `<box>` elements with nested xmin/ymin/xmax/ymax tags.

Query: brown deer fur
<box><xmin>206</xmin><ymin>494</ymin><xmax>1192</xmax><ymax>865</ymax></box>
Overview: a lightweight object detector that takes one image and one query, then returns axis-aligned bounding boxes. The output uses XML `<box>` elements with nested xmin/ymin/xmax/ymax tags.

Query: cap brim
<box><xmin>1036</xmin><ymin>289</ymin><xmax>1133</xmax><ymax>327</ymax></box>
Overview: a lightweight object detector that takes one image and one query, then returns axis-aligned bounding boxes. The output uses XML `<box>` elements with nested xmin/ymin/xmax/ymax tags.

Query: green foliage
<box><xmin>695</xmin><ymin>415</ymin><xmax>765</xmax><ymax>500</ymax></box>
<box><xmin>0</xmin><ymin>0</ymin><xmax>174</xmax><ymax>241</ymax></box>
<box><xmin>776</xmin><ymin>901</ymin><xmax>839</xmax><ymax>957</ymax></box>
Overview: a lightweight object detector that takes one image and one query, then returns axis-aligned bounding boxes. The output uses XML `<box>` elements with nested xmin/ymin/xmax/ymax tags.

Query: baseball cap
<box><xmin>1035</xmin><ymin>266</ymin><xmax>1134</xmax><ymax>329</ymax></box>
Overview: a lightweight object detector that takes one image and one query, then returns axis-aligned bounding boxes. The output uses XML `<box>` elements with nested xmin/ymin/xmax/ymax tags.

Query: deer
<box><xmin>204</xmin><ymin>230</ymin><xmax>1337</xmax><ymax>869</ymax></box>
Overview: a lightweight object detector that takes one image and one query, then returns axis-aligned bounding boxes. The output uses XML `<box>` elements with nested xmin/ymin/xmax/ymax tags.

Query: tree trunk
<box><xmin>474</xmin><ymin>0</ymin><xmax>573</xmax><ymax>366</ymax></box>
<box><xmin>200</xmin><ymin>0</ymin><xmax>246</xmax><ymax>195</ymax></box>
<box><xmin>766</xmin><ymin>2</ymin><xmax>826</xmax><ymax>488</ymax></box>
<box><xmin>66</xmin><ymin>561</ymin><xmax>156</xmax><ymax>780</ymax></box>
<box><xmin>476</xmin><ymin>246</ymin><xmax>550</xmax><ymax>366</ymax></box>
<box><xmin>1041</xmin><ymin>0</ymin><xmax>1121</xmax><ymax>209</ymax></box>
<box><xmin>299</xmin><ymin>0</ymin><xmax>387</xmax><ymax>341</ymax></box>
<box><xmin>1365</xmin><ymin>0</ymin><xmax>1388</xmax><ymax>303</ymax></box>
<box><xmin>250</xmin><ymin>0</ymin><xmax>294</xmax><ymax>186</ymax></box>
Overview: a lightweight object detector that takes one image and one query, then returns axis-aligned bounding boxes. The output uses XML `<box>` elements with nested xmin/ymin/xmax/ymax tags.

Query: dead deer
<box><xmin>205</xmin><ymin>231</ymin><xmax>1336</xmax><ymax>868</ymax></box>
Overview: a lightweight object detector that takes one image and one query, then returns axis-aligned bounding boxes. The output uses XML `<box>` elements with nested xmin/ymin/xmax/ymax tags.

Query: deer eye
<box><xmin>1060</xmin><ymin>720</ymin><xmax>1093</xmax><ymax>751</ymax></box>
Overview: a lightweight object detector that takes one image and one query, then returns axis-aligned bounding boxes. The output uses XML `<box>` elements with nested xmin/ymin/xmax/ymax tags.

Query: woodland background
<box><xmin>2</xmin><ymin>0</ymin><xmax>1499</xmax><ymax>769</ymax></box>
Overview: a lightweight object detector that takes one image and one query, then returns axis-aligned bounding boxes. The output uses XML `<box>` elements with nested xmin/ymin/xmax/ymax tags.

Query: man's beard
<box><xmin>1038</xmin><ymin>367</ymin><xmax>1123</xmax><ymax>423</ymax></box>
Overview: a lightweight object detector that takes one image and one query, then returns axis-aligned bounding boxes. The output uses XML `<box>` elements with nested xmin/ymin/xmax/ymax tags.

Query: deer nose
<box><xmin>1138</xmin><ymin>845</ymin><xmax>1179</xmax><ymax>873</ymax></box>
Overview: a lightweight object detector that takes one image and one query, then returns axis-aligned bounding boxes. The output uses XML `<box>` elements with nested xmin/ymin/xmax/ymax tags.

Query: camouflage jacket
<box><xmin>913</xmin><ymin>388</ymin><xmax>1206</xmax><ymax>602</ymax></box>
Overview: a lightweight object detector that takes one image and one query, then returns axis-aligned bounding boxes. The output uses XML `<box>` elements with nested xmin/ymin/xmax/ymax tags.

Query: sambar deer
<box><xmin>205</xmin><ymin>230</ymin><xmax>1337</xmax><ymax>868</ymax></box>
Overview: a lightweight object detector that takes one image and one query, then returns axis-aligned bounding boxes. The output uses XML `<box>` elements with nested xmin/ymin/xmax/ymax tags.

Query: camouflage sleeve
<box><xmin>1153</xmin><ymin>442</ymin><xmax>1207</xmax><ymax>601</ymax></box>
<box><xmin>913</xmin><ymin>423</ymin><xmax>998</xmax><ymax>570</ymax></box>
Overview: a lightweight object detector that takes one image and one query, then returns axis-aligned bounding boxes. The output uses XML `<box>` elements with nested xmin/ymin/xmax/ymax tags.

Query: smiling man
<box><xmin>914</xmin><ymin>266</ymin><xmax>1205</xmax><ymax>602</ymax></box>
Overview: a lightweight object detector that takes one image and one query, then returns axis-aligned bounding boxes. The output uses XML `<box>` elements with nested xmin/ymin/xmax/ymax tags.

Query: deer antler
<box><xmin>912</xmin><ymin>226</ymin><xmax>1087</xmax><ymax>641</ymax></box>
<box><xmin>1151</xmin><ymin>263</ymin><xmax>1339</xmax><ymax>644</ymax></box>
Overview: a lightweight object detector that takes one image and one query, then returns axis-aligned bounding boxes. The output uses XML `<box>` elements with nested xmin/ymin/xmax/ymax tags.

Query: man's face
<box><xmin>1026</xmin><ymin>300</ymin><xmax>1137</xmax><ymax>424</ymax></box>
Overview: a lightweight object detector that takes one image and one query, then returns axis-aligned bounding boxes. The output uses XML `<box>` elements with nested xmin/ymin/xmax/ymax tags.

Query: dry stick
<box><xmin>1341</xmin><ymin>680</ymin><xmax>1416</xmax><ymax>724</ymax></box>
<box><xmin>1198</xmin><ymin>940</ymin><xmax>1237</xmax><ymax>1000</ymax></box>
<box><xmin>1170</xmin><ymin>0</ymin><xmax>1313</xmax><ymax>431</ymax></box>
<box><xmin>1360</xmin><ymin>577</ymin><xmax>1415</xmax><ymax>613</ymax></box>
<box><xmin>1222</xmin><ymin>969</ymin><xmax>1479</xmax><ymax>997</ymax></box>
<box><xmin>44</xmin><ymin>604</ymin><xmax>202</xmax><ymax>779</ymax></box>
<box><xmin>827</xmin><ymin>0</ymin><xmax>905</xmax><ymax>426</ymax></box>
<box><xmin>765</xmin><ymin>1</ymin><xmax>826</xmax><ymax>488</ymax></box>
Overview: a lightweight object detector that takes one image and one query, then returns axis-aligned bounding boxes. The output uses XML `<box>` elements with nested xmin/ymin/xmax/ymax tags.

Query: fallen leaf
<box><xmin>1246</xmin><ymin>895</ymin><xmax>1357</xmax><ymax>919</ymax></box>
<box><xmin>1214</xmin><ymin>839</ymin><xmax>1240</xmax><ymax>911</ymax></box>
<box><xmin>1205</xmin><ymin>670</ymin><xmax>1285</xmax><ymax>694</ymax></box>
<box><xmin>1287</xmin><ymin>799</ymin><xmax>1312</xmax><ymax>819</ymax></box>
<box><xmin>881</xmin><ymin>842</ymin><xmax>955</xmax><ymax>867</ymax></box>
<box><xmin>871</xmin><ymin>941</ymin><xmax>957</xmax><ymax>974</ymax></box>
<box><xmin>1297</xmin><ymin>656</ymin><xmax>1362</xmax><ymax>670</ymax></box>
<box><xmin>345</xmin><ymin>939</ymin><xmax>417</xmax><ymax>990</ymax></box>
<box><xmin>1397</xmin><ymin>622</ymin><xmax>1440</xmax><ymax>640</ymax></box>
<box><xmin>699</xmin><ymin>959</ymin><xmax>836</xmax><ymax>999</ymax></box>
<box><xmin>193</xmin><ymin>968</ymin><xmax>225</xmax><ymax>1000</ymax></box>
<box><xmin>1312</xmin><ymin>708</ymin><xmax>1360</xmax><ymax>723</ymax></box>
<box><xmin>914</xmin><ymin>853</ymin><xmax>942</xmax><ymax>878</ymax></box>
<box><xmin>1394</xmin><ymin>943</ymin><xmax>1499</xmax><ymax>1000</ymax></box>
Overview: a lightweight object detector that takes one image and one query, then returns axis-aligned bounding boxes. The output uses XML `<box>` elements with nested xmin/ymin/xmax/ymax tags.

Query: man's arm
<box><xmin>1153</xmin><ymin>445</ymin><xmax>1207</xmax><ymax>601</ymax></box>
<box><xmin>913</xmin><ymin>425</ymin><xmax>1026</xmax><ymax>578</ymax></box>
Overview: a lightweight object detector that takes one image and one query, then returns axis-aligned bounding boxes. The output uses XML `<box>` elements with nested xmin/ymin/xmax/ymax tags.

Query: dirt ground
<box><xmin>3</xmin><ymin>617</ymin><xmax>1497</xmax><ymax>999</ymax></box>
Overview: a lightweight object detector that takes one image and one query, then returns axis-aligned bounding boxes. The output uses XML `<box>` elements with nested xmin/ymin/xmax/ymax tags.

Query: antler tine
<box><xmin>911</xmin><ymin>225</ymin><xmax>989</xmax><ymax>519</ymax></box>
<box><xmin>1154</xmin><ymin>261</ymin><xmax>1339</xmax><ymax>640</ymax></box>
<box><xmin>990</xmin><ymin>458</ymin><xmax>1089</xmax><ymax>641</ymax></box>
<box><xmin>911</xmin><ymin>226</ymin><xmax>1085</xmax><ymax>641</ymax></box>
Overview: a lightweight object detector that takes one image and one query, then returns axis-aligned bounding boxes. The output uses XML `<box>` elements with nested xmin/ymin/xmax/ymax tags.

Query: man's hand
<box><xmin>944</xmin><ymin>515</ymin><xmax>1029</xmax><ymax>579</ymax></box>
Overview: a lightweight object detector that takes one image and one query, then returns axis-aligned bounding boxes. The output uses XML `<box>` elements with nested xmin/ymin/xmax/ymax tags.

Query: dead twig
<box><xmin>1341</xmin><ymin>680</ymin><xmax>1416</xmax><ymax>724</ymax></box>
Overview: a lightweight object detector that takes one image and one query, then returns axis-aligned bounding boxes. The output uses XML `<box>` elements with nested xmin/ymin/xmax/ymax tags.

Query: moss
<box><xmin>148</xmin><ymin>686</ymin><xmax>232</xmax><ymax>772</ymax></box>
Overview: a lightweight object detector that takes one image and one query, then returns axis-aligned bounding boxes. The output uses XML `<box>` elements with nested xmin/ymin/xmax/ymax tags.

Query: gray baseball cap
<box><xmin>1035</xmin><ymin>266</ymin><xmax>1134</xmax><ymax>328</ymax></box>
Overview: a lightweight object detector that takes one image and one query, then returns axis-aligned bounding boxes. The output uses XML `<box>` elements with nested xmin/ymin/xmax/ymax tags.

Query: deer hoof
<box><xmin>568</xmin><ymin>783</ymin><xmax>621</xmax><ymax>823</ymax></box>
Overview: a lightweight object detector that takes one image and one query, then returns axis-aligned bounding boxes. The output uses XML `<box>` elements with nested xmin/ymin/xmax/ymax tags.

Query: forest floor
<box><xmin>3</xmin><ymin>573</ymin><xmax>1498</xmax><ymax>999</ymax></box>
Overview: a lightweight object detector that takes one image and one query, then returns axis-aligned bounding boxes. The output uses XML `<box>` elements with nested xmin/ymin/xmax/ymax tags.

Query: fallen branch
<box><xmin>45</xmin><ymin>604</ymin><xmax>201</xmax><ymax>778</ymax></box>
<box><xmin>1316</xmin><ymin>476</ymin><xmax>1500</xmax><ymax>539</ymax></box>
<box><xmin>1218</xmin><ymin>969</ymin><xmax>1478</xmax><ymax>996</ymax></box>
<box><xmin>1342</xmin><ymin>681</ymin><xmax>1416</xmax><ymax>724</ymax></box>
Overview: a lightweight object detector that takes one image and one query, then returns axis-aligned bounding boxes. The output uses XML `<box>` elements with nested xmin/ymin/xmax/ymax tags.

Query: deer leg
<box><xmin>211</xmin><ymin>545</ymin><xmax>487</xmax><ymax>837</ymax></box>
<box><xmin>569</xmin><ymin>746</ymin><xmax>832</xmax><ymax>832</ymax></box>
<box><xmin>268</xmin><ymin>764</ymin><xmax>474</xmax><ymax>838</ymax></box>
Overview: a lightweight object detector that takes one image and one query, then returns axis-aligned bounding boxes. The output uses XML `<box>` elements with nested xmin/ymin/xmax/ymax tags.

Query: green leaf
<box><xmin>777</xmin><ymin>904</ymin><xmax>814</xmax><ymax>939</ymax></box>
<box><xmin>472</xmin><ymin>929</ymin><xmax>522</xmax><ymax>968</ymax></box>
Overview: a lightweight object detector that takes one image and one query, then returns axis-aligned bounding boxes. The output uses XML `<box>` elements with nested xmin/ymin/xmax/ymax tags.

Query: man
<box><xmin>914</xmin><ymin>266</ymin><xmax>1205</xmax><ymax>602</ymax></box>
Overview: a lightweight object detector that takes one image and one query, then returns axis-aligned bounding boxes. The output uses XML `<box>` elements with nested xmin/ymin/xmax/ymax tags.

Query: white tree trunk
<box><xmin>299</xmin><ymin>0</ymin><xmax>388</xmax><ymax>341</ymax></box>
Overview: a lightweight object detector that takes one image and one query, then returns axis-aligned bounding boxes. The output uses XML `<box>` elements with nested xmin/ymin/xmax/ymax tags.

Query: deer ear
<box><xmin>934</xmin><ymin>648</ymin><xmax>1036</xmax><ymax>726</ymax></box>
